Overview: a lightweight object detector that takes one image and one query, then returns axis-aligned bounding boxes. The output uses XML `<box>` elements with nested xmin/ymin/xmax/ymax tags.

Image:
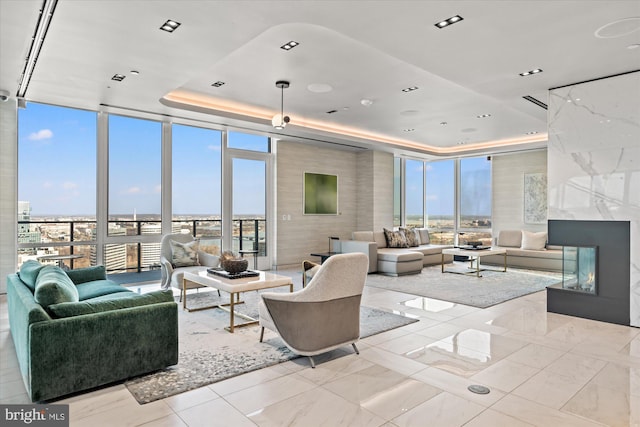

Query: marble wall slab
<box><xmin>548</xmin><ymin>71</ymin><xmax>640</xmax><ymax>327</ymax></box>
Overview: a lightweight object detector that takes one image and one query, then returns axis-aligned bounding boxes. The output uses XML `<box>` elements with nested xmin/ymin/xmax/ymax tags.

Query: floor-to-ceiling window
<box><xmin>172</xmin><ymin>124</ymin><xmax>222</xmax><ymax>254</ymax></box>
<box><xmin>459</xmin><ymin>156</ymin><xmax>492</xmax><ymax>245</ymax></box>
<box><xmin>17</xmin><ymin>102</ymin><xmax>97</xmax><ymax>270</ymax></box>
<box><xmin>107</xmin><ymin>115</ymin><xmax>162</xmax><ymax>272</ymax></box>
<box><xmin>17</xmin><ymin>103</ymin><xmax>274</xmax><ymax>273</ymax></box>
<box><xmin>394</xmin><ymin>156</ymin><xmax>491</xmax><ymax>244</ymax></box>
<box><xmin>405</xmin><ymin>159</ymin><xmax>424</xmax><ymax>228</ymax></box>
<box><xmin>426</xmin><ymin>159</ymin><xmax>455</xmax><ymax>244</ymax></box>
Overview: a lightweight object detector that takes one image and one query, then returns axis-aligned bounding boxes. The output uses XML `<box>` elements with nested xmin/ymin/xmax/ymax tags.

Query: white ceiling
<box><xmin>1</xmin><ymin>0</ymin><xmax>639</xmax><ymax>157</ymax></box>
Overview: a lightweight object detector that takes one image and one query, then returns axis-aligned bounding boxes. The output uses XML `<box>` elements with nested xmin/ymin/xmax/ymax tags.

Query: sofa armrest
<box><xmin>340</xmin><ymin>240</ymin><xmax>377</xmax><ymax>273</ymax></box>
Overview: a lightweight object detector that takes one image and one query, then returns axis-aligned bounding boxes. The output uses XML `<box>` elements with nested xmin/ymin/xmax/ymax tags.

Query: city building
<box><xmin>0</xmin><ymin>1</ymin><xmax>638</xmax><ymax>425</ymax></box>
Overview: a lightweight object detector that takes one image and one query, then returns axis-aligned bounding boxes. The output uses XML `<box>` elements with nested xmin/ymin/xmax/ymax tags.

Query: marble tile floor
<box><xmin>1</xmin><ymin>273</ymin><xmax>639</xmax><ymax>426</ymax></box>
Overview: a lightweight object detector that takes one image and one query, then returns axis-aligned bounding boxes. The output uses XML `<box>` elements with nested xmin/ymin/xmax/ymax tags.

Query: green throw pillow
<box><xmin>65</xmin><ymin>265</ymin><xmax>107</xmax><ymax>284</ymax></box>
<box><xmin>34</xmin><ymin>265</ymin><xmax>80</xmax><ymax>308</ymax></box>
<box><xmin>170</xmin><ymin>239</ymin><xmax>200</xmax><ymax>267</ymax></box>
<box><xmin>18</xmin><ymin>260</ymin><xmax>44</xmax><ymax>292</ymax></box>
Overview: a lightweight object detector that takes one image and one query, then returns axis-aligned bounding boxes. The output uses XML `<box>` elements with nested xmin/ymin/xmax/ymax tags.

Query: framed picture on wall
<box><xmin>303</xmin><ymin>172</ymin><xmax>338</xmax><ymax>215</ymax></box>
<box><xmin>524</xmin><ymin>172</ymin><xmax>547</xmax><ymax>224</ymax></box>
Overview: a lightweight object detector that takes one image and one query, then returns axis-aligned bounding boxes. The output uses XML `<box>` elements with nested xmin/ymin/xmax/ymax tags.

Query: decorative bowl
<box><xmin>222</xmin><ymin>258</ymin><xmax>248</xmax><ymax>274</ymax></box>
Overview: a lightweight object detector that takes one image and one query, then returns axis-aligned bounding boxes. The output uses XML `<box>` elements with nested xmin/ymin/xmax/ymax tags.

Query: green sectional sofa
<box><xmin>7</xmin><ymin>261</ymin><xmax>178</xmax><ymax>402</ymax></box>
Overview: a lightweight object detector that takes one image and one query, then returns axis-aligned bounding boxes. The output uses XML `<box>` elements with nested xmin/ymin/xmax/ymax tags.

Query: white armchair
<box><xmin>258</xmin><ymin>253</ymin><xmax>369</xmax><ymax>368</ymax></box>
<box><xmin>160</xmin><ymin>233</ymin><xmax>220</xmax><ymax>301</ymax></box>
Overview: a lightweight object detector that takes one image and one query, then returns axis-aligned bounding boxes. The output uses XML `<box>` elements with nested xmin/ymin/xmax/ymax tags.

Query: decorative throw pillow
<box><xmin>399</xmin><ymin>227</ymin><xmax>420</xmax><ymax>247</ymax></box>
<box><xmin>383</xmin><ymin>228</ymin><xmax>409</xmax><ymax>248</ymax></box>
<box><xmin>34</xmin><ymin>265</ymin><xmax>80</xmax><ymax>308</ymax></box>
<box><xmin>170</xmin><ymin>240</ymin><xmax>200</xmax><ymax>267</ymax></box>
<box><xmin>416</xmin><ymin>228</ymin><xmax>430</xmax><ymax>245</ymax></box>
<box><xmin>521</xmin><ymin>230</ymin><xmax>547</xmax><ymax>251</ymax></box>
<box><xmin>18</xmin><ymin>260</ymin><xmax>44</xmax><ymax>292</ymax></box>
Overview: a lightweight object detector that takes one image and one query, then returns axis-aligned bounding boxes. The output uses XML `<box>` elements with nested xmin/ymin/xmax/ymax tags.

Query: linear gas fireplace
<box><xmin>562</xmin><ymin>246</ymin><xmax>597</xmax><ymax>294</ymax></box>
<box><xmin>547</xmin><ymin>220</ymin><xmax>630</xmax><ymax>326</ymax></box>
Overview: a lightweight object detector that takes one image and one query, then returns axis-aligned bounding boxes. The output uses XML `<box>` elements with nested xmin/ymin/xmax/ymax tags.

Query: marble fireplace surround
<box><xmin>548</xmin><ymin>71</ymin><xmax>639</xmax><ymax>328</ymax></box>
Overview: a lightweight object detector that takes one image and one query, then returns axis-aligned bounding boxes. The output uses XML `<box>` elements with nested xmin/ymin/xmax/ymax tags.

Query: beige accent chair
<box><xmin>258</xmin><ymin>253</ymin><xmax>369</xmax><ymax>368</ymax></box>
<box><xmin>160</xmin><ymin>233</ymin><xmax>220</xmax><ymax>301</ymax></box>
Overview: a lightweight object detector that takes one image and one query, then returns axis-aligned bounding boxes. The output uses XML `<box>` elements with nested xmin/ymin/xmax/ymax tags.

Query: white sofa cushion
<box><xmin>416</xmin><ymin>228</ymin><xmax>430</xmax><ymax>245</ymax></box>
<box><xmin>373</xmin><ymin>231</ymin><xmax>387</xmax><ymax>248</ymax></box>
<box><xmin>521</xmin><ymin>231</ymin><xmax>547</xmax><ymax>250</ymax></box>
<box><xmin>377</xmin><ymin>248</ymin><xmax>423</xmax><ymax>262</ymax></box>
<box><xmin>497</xmin><ymin>230</ymin><xmax>522</xmax><ymax>247</ymax></box>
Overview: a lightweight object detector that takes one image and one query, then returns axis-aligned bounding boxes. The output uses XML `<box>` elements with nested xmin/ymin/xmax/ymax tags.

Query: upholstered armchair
<box><xmin>160</xmin><ymin>233</ymin><xmax>220</xmax><ymax>301</ymax></box>
<box><xmin>258</xmin><ymin>253</ymin><xmax>369</xmax><ymax>368</ymax></box>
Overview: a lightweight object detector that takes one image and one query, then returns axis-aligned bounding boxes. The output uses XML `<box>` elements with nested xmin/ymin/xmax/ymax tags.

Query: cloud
<box><xmin>125</xmin><ymin>187</ymin><xmax>141</xmax><ymax>194</ymax></box>
<box><xmin>154</xmin><ymin>184</ymin><xmax>162</xmax><ymax>193</ymax></box>
<box><xmin>28</xmin><ymin>129</ymin><xmax>53</xmax><ymax>140</ymax></box>
<box><xmin>62</xmin><ymin>181</ymin><xmax>78</xmax><ymax>190</ymax></box>
<box><xmin>42</xmin><ymin>181</ymin><xmax>53</xmax><ymax>189</ymax></box>
<box><xmin>207</xmin><ymin>144</ymin><xmax>221</xmax><ymax>151</ymax></box>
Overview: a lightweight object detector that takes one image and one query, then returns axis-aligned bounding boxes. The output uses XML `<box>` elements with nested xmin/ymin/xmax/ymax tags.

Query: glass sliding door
<box><xmin>227</xmin><ymin>154</ymin><xmax>271</xmax><ymax>269</ymax></box>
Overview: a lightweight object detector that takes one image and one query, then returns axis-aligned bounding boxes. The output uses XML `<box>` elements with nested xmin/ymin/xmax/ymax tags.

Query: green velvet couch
<box><xmin>7</xmin><ymin>261</ymin><xmax>178</xmax><ymax>402</ymax></box>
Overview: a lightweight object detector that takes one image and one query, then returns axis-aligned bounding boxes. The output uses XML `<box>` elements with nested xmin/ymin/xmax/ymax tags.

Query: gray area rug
<box><xmin>125</xmin><ymin>290</ymin><xmax>417</xmax><ymax>404</ymax></box>
<box><xmin>366</xmin><ymin>263</ymin><xmax>561</xmax><ymax>308</ymax></box>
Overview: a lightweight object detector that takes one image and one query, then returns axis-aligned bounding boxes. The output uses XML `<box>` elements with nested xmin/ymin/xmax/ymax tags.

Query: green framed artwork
<box><xmin>304</xmin><ymin>172</ymin><xmax>338</xmax><ymax>215</ymax></box>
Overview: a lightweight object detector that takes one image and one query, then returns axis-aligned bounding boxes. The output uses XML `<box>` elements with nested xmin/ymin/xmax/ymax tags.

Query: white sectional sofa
<box><xmin>339</xmin><ymin>229</ymin><xmax>453</xmax><ymax>276</ymax></box>
<box><xmin>482</xmin><ymin>229</ymin><xmax>563</xmax><ymax>272</ymax></box>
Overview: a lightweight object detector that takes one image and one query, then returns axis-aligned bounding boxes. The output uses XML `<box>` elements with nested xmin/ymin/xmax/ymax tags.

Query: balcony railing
<box><xmin>18</xmin><ymin>218</ymin><xmax>266</xmax><ymax>273</ymax></box>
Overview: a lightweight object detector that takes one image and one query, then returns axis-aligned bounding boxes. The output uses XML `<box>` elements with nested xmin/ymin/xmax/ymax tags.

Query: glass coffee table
<box><xmin>441</xmin><ymin>247</ymin><xmax>507</xmax><ymax>277</ymax></box>
<box><xmin>182</xmin><ymin>270</ymin><xmax>293</xmax><ymax>332</ymax></box>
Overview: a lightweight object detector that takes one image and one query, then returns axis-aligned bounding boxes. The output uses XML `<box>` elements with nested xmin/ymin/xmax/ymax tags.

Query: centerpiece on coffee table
<box><xmin>220</xmin><ymin>251</ymin><xmax>249</xmax><ymax>274</ymax></box>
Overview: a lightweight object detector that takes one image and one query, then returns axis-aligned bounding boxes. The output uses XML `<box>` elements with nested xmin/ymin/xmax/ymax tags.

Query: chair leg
<box><xmin>217</xmin><ymin>290</ymin><xmax>221</xmax><ymax>297</ymax></box>
<box><xmin>352</xmin><ymin>343</ymin><xmax>360</xmax><ymax>355</ymax></box>
<box><xmin>259</xmin><ymin>327</ymin><xmax>264</xmax><ymax>342</ymax></box>
<box><xmin>308</xmin><ymin>356</ymin><xmax>316</xmax><ymax>369</ymax></box>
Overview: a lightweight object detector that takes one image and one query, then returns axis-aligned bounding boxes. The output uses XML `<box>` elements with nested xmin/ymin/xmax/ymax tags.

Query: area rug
<box><xmin>366</xmin><ymin>263</ymin><xmax>561</xmax><ymax>308</ymax></box>
<box><xmin>125</xmin><ymin>290</ymin><xmax>417</xmax><ymax>404</ymax></box>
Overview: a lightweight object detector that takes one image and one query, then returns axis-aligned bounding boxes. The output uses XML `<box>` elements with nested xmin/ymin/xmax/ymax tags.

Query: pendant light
<box><xmin>272</xmin><ymin>80</ymin><xmax>290</xmax><ymax>129</ymax></box>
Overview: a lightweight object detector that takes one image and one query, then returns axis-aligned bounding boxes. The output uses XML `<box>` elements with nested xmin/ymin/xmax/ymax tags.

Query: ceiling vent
<box><xmin>522</xmin><ymin>95</ymin><xmax>548</xmax><ymax>110</ymax></box>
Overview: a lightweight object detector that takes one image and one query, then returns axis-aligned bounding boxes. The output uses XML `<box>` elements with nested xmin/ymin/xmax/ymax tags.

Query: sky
<box><xmin>18</xmin><ymin>103</ymin><xmax>267</xmax><ymax>217</ymax></box>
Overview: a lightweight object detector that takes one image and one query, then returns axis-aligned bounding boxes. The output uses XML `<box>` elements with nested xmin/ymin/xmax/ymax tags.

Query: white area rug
<box><xmin>366</xmin><ymin>263</ymin><xmax>561</xmax><ymax>308</ymax></box>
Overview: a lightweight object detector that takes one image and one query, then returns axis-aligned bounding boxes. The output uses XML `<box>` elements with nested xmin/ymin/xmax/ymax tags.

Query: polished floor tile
<box><xmin>392</xmin><ymin>391</ymin><xmax>485</xmax><ymax>427</ymax></box>
<box><xmin>2</xmin><ymin>279</ymin><xmax>639</xmax><ymax>426</ymax></box>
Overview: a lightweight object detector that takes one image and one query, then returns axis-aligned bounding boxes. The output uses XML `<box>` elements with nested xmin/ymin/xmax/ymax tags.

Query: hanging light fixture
<box><xmin>272</xmin><ymin>80</ymin><xmax>290</xmax><ymax>129</ymax></box>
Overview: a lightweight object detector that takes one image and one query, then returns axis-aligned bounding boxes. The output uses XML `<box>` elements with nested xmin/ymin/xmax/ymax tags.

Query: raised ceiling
<box><xmin>1</xmin><ymin>1</ymin><xmax>639</xmax><ymax>157</ymax></box>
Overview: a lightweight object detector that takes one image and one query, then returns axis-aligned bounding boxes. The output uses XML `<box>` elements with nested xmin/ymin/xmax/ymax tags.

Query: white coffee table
<box><xmin>441</xmin><ymin>247</ymin><xmax>507</xmax><ymax>277</ymax></box>
<box><xmin>182</xmin><ymin>270</ymin><xmax>293</xmax><ymax>332</ymax></box>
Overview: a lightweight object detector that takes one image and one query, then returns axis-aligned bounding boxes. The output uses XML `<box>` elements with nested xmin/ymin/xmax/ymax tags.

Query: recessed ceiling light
<box><xmin>440</xmin><ymin>121</ymin><xmax>448</xmax><ymax>126</ymax></box>
<box><xmin>627</xmin><ymin>43</ymin><xmax>640</xmax><ymax>49</ymax></box>
<box><xmin>435</xmin><ymin>15</ymin><xmax>464</xmax><ymax>29</ymax></box>
<box><xmin>403</xmin><ymin>128</ymin><xmax>415</xmax><ymax>132</ymax></box>
<box><xmin>519</xmin><ymin>68</ymin><xmax>543</xmax><ymax>76</ymax></box>
<box><xmin>130</xmin><ymin>70</ymin><xmax>140</xmax><ymax>75</ymax></box>
<box><xmin>476</xmin><ymin>114</ymin><xmax>491</xmax><ymax>118</ymax></box>
<box><xmin>525</xmin><ymin>131</ymin><xmax>538</xmax><ymax>135</ymax></box>
<box><xmin>160</xmin><ymin>20</ymin><xmax>181</xmax><ymax>33</ymax></box>
<box><xmin>111</xmin><ymin>74</ymin><xmax>125</xmax><ymax>81</ymax></box>
<box><xmin>280</xmin><ymin>40</ymin><xmax>299</xmax><ymax>50</ymax></box>
<box><xmin>211</xmin><ymin>81</ymin><xmax>225</xmax><ymax>87</ymax></box>
<box><xmin>307</xmin><ymin>83</ymin><xmax>333</xmax><ymax>93</ymax></box>
<box><xmin>401</xmin><ymin>86</ymin><xmax>419</xmax><ymax>92</ymax></box>
<box><xmin>360</xmin><ymin>99</ymin><xmax>373</xmax><ymax>106</ymax></box>
<box><xmin>457</xmin><ymin>141</ymin><xmax>466</xmax><ymax>145</ymax></box>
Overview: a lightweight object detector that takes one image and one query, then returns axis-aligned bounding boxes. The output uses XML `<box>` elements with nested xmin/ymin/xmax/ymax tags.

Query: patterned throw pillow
<box><xmin>399</xmin><ymin>227</ymin><xmax>420</xmax><ymax>247</ymax></box>
<box><xmin>170</xmin><ymin>240</ymin><xmax>200</xmax><ymax>267</ymax></box>
<box><xmin>383</xmin><ymin>228</ymin><xmax>409</xmax><ymax>248</ymax></box>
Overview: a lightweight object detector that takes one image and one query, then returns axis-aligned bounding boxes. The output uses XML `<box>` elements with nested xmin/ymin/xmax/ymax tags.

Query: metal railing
<box><xmin>17</xmin><ymin>218</ymin><xmax>266</xmax><ymax>273</ymax></box>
